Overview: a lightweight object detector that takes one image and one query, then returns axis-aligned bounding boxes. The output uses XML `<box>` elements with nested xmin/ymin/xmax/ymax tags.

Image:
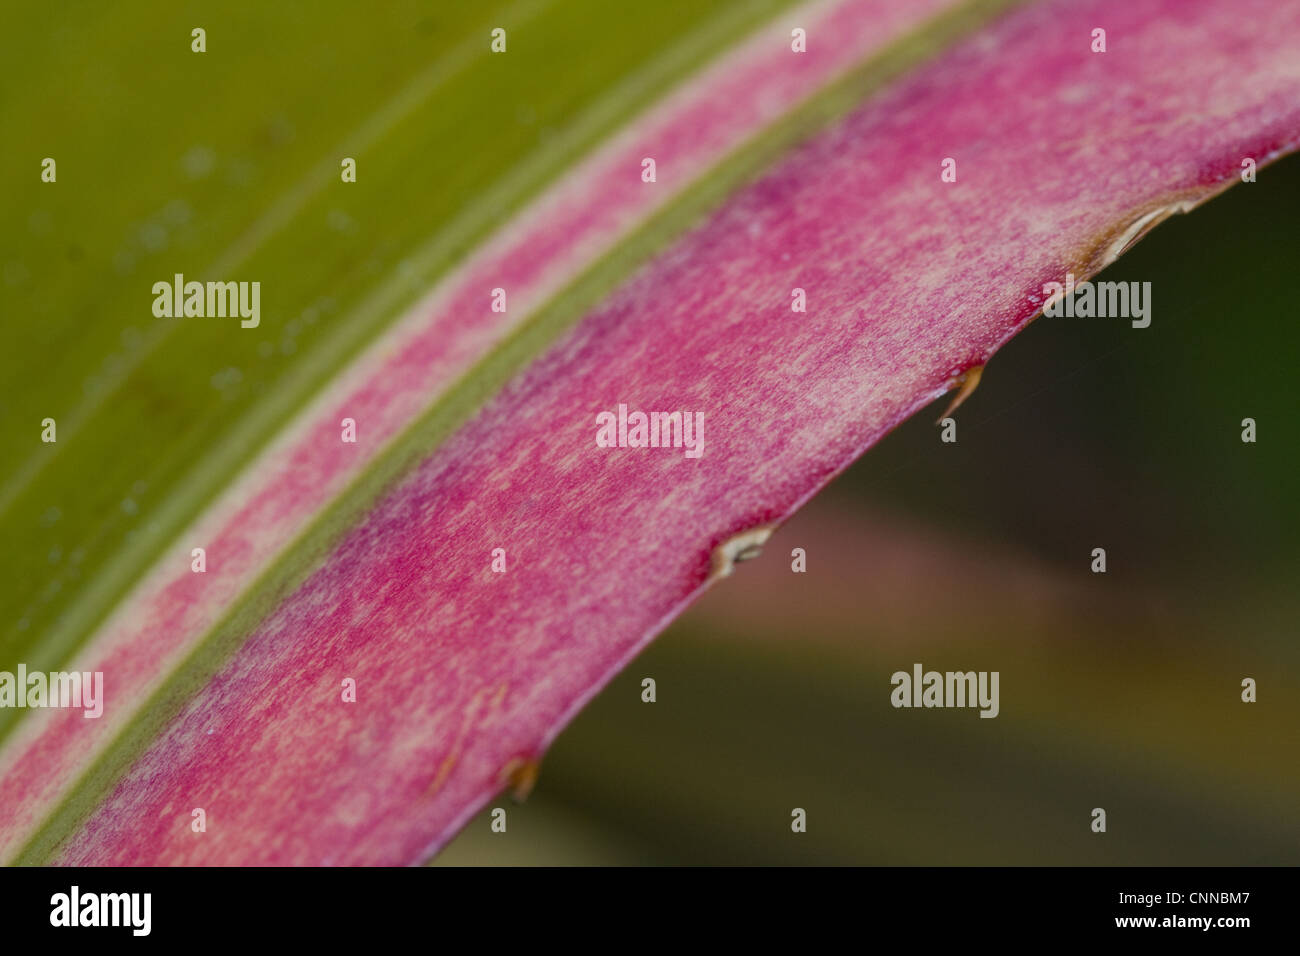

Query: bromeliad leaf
<box><xmin>2</xmin><ymin>0</ymin><xmax>1298</xmax><ymax>864</ymax></box>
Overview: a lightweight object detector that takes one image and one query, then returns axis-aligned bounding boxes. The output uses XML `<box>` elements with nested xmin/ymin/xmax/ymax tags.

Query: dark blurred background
<box><xmin>439</xmin><ymin>150</ymin><xmax>1300</xmax><ymax>865</ymax></box>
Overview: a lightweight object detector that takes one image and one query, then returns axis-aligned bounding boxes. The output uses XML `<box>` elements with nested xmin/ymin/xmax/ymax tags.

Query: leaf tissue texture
<box><xmin>0</xmin><ymin>0</ymin><xmax>966</xmax><ymax>865</ymax></box>
<box><xmin>5</xmin><ymin>0</ymin><xmax>1300</xmax><ymax>864</ymax></box>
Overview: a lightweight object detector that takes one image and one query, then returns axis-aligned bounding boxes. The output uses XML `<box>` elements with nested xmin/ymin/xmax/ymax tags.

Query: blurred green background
<box><xmin>439</xmin><ymin>151</ymin><xmax>1300</xmax><ymax>864</ymax></box>
<box><xmin>1</xmin><ymin>1</ymin><xmax>1295</xmax><ymax>864</ymax></box>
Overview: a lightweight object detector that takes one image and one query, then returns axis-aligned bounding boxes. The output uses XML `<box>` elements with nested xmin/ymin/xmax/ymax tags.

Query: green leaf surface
<box><xmin>0</xmin><ymin>0</ymin><xmax>804</xmax><ymax>716</ymax></box>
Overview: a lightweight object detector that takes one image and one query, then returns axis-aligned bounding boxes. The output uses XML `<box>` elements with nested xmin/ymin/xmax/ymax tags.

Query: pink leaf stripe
<box><xmin>0</xmin><ymin>0</ymin><xmax>962</xmax><ymax>862</ymax></box>
<box><xmin>17</xmin><ymin>0</ymin><xmax>1300</xmax><ymax>864</ymax></box>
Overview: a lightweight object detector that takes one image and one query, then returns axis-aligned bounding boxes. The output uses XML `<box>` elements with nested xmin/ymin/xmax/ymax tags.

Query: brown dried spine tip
<box><xmin>499</xmin><ymin>757</ymin><xmax>541</xmax><ymax>803</ymax></box>
<box><xmin>936</xmin><ymin>363</ymin><xmax>985</xmax><ymax>423</ymax></box>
